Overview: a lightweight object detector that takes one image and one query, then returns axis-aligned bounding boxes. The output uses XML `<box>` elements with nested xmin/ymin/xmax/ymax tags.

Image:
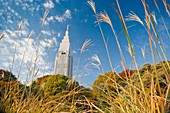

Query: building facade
<box><xmin>54</xmin><ymin>25</ymin><xmax>73</xmax><ymax>77</ymax></box>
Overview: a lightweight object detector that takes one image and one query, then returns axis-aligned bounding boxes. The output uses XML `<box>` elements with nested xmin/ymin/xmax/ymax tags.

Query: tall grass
<box><xmin>0</xmin><ymin>7</ymin><xmax>94</xmax><ymax>112</ymax></box>
<box><xmin>88</xmin><ymin>0</ymin><xmax>170</xmax><ymax>112</ymax></box>
<box><xmin>0</xmin><ymin>0</ymin><xmax>170</xmax><ymax>112</ymax></box>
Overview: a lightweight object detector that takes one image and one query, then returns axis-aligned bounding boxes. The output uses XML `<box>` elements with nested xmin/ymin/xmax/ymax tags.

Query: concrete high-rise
<box><xmin>54</xmin><ymin>25</ymin><xmax>73</xmax><ymax>77</ymax></box>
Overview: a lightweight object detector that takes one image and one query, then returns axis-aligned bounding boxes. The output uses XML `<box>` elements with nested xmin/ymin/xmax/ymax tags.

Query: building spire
<box><xmin>66</xmin><ymin>25</ymin><xmax>69</xmax><ymax>31</ymax></box>
<box><xmin>65</xmin><ymin>25</ymin><xmax>69</xmax><ymax>37</ymax></box>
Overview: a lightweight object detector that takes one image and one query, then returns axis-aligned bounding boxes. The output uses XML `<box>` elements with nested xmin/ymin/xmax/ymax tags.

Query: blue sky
<box><xmin>0</xmin><ymin>0</ymin><xmax>170</xmax><ymax>86</ymax></box>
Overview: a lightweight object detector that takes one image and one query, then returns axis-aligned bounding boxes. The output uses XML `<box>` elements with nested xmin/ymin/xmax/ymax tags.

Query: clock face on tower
<box><xmin>54</xmin><ymin>25</ymin><xmax>73</xmax><ymax>77</ymax></box>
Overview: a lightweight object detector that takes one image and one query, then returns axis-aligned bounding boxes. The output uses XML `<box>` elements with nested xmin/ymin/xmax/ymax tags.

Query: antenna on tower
<box><xmin>65</xmin><ymin>25</ymin><xmax>69</xmax><ymax>36</ymax></box>
<box><xmin>66</xmin><ymin>25</ymin><xmax>69</xmax><ymax>31</ymax></box>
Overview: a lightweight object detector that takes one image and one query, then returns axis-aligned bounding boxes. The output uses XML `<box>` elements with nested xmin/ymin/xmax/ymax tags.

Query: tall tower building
<box><xmin>54</xmin><ymin>25</ymin><xmax>73</xmax><ymax>77</ymax></box>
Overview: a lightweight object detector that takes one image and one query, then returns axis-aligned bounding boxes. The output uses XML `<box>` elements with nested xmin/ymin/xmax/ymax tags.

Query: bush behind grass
<box><xmin>0</xmin><ymin>72</ymin><xmax>94</xmax><ymax>112</ymax></box>
<box><xmin>0</xmin><ymin>61</ymin><xmax>170</xmax><ymax>112</ymax></box>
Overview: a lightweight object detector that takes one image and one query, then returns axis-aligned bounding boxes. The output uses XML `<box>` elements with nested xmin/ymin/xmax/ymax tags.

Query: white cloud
<box><xmin>55</xmin><ymin>9</ymin><xmax>72</xmax><ymax>22</ymax></box>
<box><xmin>74</xmin><ymin>8</ymin><xmax>79</xmax><ymax>13</ymax></box>
<box><xmin>22</xmin><ymin>3</ymin><xmax>29</xmax><ymax>10</ymax></box>
<box><xmin>7</xmin><ymin>6</ymin><xmax>11</xmax><ymax>10</ymax></box>
<box><xmin>15</xmin><ymin>2</ymin><xmax>19</xmax><ymax>6</ymax></box>
<box><xmin>6</xmin><ymin>29</ymin><xmax>17</xmax><ymax>37</ymax></box>
<box><xmin>47</xmin><ymin>16</ymin><xmax>54</xmax><ymax>22</ymax></box>
<box><xmin>40</xmin><ymin>39</ymin><xmax>50</xmax><ymax>48</ymax></box>
<box><xmin>40</xmin><ymin>38</ymin><xmax>57</xmax><ymax>48</ymax></box>
<box><xmin>18</xmin><ymin>30</ymin><xmax>28</xmax><ymax>36</ymax></box>
<box><xmin>15</xmin><ymin>12</ymin><xmax>19</xmax><ymax>16</ymax></box>
<box><xmin>0</xmin><ymin>0</ymin><xmax>62</xmax><ymax>83</ymax></box>
<box><xmin>43</xmin><ymin>0</ymin><xmax>54</xmax><ymax>9</ymax></box>
<box><xmin>64</xmin><ymin>9</ymin><xmax>72</xmax><ymax>18</ymax></box>
<box><xmin>55</xmin><ymin>0</ymin><xmax>67</xmax><ymax>3</ymax></box>
<box><xmin>73</xmin><ymin>50</ymin><xmax>77</xmax><ymax>54</ymax></box>
<box><xmin>11</xmin><ymin>9</ymin><xmax>15</xmax><ymax>13</ymax></box>
<box><xmin>0</xmin><ymin>29</ymin><xmax>57</xmax><ymax>82</ymax></box>
<box><xmin>28</xmin><ymin>7</ymin><xmax>35</xmax><ymax>13</ymax></box>
<box><xmin>41</xmin><ymin>30</ymin><xmax>51</xmax><ymax>36</ymax></box>
<box><xmin>7</xmin><ymin>20</ymin><xmax>13</xmax><ymax>24</ymax></box>
<box><xmin>56</xmin><ymin>0</ymin><xmax>60</xmax><ymax>3</ymax></box>
<box><xmin>36</xmin><ymin>5</ymin><xmax>40</xmax><ymax>11</ymax></box>
<box><xmin>52</xmin><ymin>37</ymin><xmax>57</xmax><ymax>45</ymax></box>
<box><xmin>57</xmin><ymin>32</ymin><xmax>61</xmax><ymax>37</ymax></box>
<box><xmin>84</xmin><ymin>19</ymin><xmax>87</xmax><ymax>23</ymax></box>
<box><xmin>5</xmin><ymin>20</ymin><xmax>29</xmax><ymax>37</ymax></box>
<box><xmin>55</xmin><ymin>16</ymin><xmax>63</xmax><ymax>22</ymax></box>
<box><xmin>51</xmin><ymin>30</ymin><xmax>55</xmax><ymax>35</ymax></box>
<box><xmin>23</xmin><ymin>19</ymin><xmax>29</xmax><ymax>27</ymax></box>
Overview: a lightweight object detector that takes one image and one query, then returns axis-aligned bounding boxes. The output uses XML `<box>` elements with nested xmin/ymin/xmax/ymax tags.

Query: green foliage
<box><xmin>1</xmin><ymin>61</ymin><xmax>170</xmax><ymax>112</ymax></box>
<box><xmin>0</xmin><ymin>73</ymin><xmax>94</xmax><ymax>112</ymax></box>
<box><xmin>0</xmin><ymin>69</ymin><xmax>17</xmax><ymax>82</ymax></box>
<box><xmin>31</xmin><ymin>74</ymin><xmax>78</xmax><ymax>97</ymax></box>
<box><xmin>92</xmin><ymin>71</ymin><xmax>128</xmax><ymax>98</ymax></box>
<box><xmin>30</xmin><ymin>74</ymin><xmax>94</xmax><ymax>112</ymax></box>
<box><xmin>93</xmin><ymin>61</ymin><xmax>170</xmax><ymax>112</ymax></box>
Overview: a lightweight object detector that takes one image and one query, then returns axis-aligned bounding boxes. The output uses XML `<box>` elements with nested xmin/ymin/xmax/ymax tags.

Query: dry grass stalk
<box><xmin>17</xmin><ymin>30</ymin><xmax>35</xmax><ymax>79</ymax></box>
<box><xmin>88</xmin><ymin>0</ymin><xmax>115</xmax><ymax>75</ymax></box>
<box><xmin>18</xmin><ymin>21</ymin><xmax>23</xmax><ymax>31</ymax></box>
<box><xmin>115</xmin><ymin>0</ymin><xmax>134</xmax><ymax>57</ymax></box>
<box><xmin>96</xmin><ymin>11</ymin><xmax>112</xmax><ymax>26</ymax></box>
<box><xmin>126</xmin><ymin>11</ymin><xmax>144</xmax><ymax>26</ymax></box>
<box><xmin>0</xmin><ymin>32</ymin><xmax>5</xmax><ymax>40</ymax></box>
<box><xmin>27</xmin><ymin>31</ymin><xmax>34</xmax><ymax>42</ymax></box>
<box><xmin>34</xmin><ymin>69</ymin><xmax>39</xmax><ymax>77</ymax></box>
<box><xmin>142</xmin><ymin>0</ymin><xmax>150</xmax><ymax>29</ymax></box>
<box><xmin>92</xmin><ymin>54</ymin><xmax>101</xmax><ymax>65</ymax></box>
<box><xmin>148</xmin><ymin>8</ymin><xmax>170</xmax><ymax>79</ymax></box>
<box><xmin>97</xmin><ymin>6</ymin><xmax>127</xmax><ymax>74</ymax></box>
<box><xmin>91</xmin><ymin>62</ymin><xmax>100</xmax><ymax>70</ymax></box>
<box><xmin>116</xmin><ymin>0</ymin><xmax>151</xmax><ymax>110</ymax></box>
<box><xmin>141</xmin><ymin>46</ymin><xmax>146</xmax><ymax>59</ymax></box>
<box><xmin>144</xmin><ymin>5</ymin><xmax>170</xmax><ymax>110</ymax></box>
<box><xmin>91</xmin><ymin>102</ymin><xmax>105</xmax><ymax>113</ymax></box>
<box><xmin>91</xmin><ymin>54</ymin><xmax>105</xmax><ymax>74</ymax></box>
<box><xmin>126</xmin><ymin>45</ymin><xmax>134</xmax><ymax>57</ymax></box>
<box><xmin>150</xmin><ymin>12</ymin><xmax>157</xmax><ymax>24</ymax></box>
<box><xmin>153</xmin><ymin>0</ymin><xmax>170</xmax><ymax>39</ymax></box>
<box><xmin>153</xmin><ymin>0</ymin><xmax>160</xmax><ymax>12</ymax></box>
<box><xmin>163</xmin><ymin>0</ymin><xmax>170</xmax><ymax>17</ymax></box>
<box><xmin>42</xmin><ymin>9</ymin><xmax>50</xmax><ymax>26</ymax></box>
<box><xmin>80</xmin><ymin>39</ymin><xmax>91</xmax><ymax>53</ymax></box>
<box><xmin>168</xmin><ymin>4</ymin><xmax>170</xmax><ymax>9</ymax></box>
<box><xmin>161</xmin><ymin>17</ymin><xmax>170</xmax><ymax>38</ymax></box>
<box><xmin>87</xmin><ymin>0</ymin><xmax>96</xmax><ymax>14</ymax></box>
<box><xmin>91</xmin><ymin>55</ymin><xmax>101</xmax><ymax>70</ymax></box>
<box><xmin>99</xmin><ymin>8</ymin><xmax>126</xmax><ymax>70</ymax></box>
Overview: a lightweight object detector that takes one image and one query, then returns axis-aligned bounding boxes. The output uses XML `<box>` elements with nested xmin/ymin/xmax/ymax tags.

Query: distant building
<box><xmin>54</xmin><ymin>25</ymin><xmax>73</xmax><ymax>77</ymax></box>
